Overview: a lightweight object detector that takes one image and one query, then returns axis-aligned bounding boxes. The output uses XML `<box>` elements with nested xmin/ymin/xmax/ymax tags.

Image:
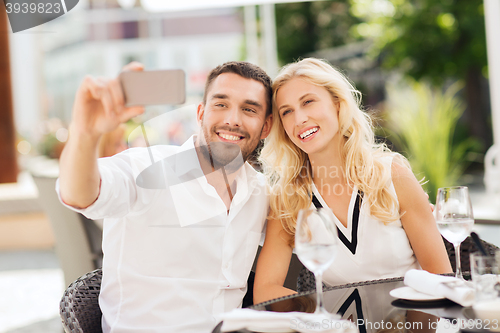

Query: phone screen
<box><xmin>119</xmin><ymin>69</ymin><xmax>186</xmax><ymax>106</ymax></box>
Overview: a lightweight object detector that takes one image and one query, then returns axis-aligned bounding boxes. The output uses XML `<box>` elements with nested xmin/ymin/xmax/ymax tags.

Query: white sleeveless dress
<box><xmin>310</xmin><ymin>160</ymin><xmax>419</xmax><ymax>286</ymax></box>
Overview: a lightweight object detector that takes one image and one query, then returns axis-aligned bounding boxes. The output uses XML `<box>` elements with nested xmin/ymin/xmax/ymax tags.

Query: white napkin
<box><xmin>216</xmin><ymin>308</ymin><xmax>358</xmax><ymax>333</ymax></box>
<box><xmin>404</xmin><ymin>269</ymin><xmax>474</xmax><ymax>307</ymax></box>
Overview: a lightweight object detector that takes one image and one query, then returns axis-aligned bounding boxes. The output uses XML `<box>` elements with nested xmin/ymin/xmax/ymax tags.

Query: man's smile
<box><xmin>216</xmin><ymin>131</ymin><xmax>245</xmax><ymax>142</ymax></box>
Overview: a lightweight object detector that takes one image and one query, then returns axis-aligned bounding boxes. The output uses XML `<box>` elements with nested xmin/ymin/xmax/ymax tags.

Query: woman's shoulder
<box><xmin>388</xmin><ymin>153</ymin><xmax>413</xmax><ymax>180</ymax></box>
<box><xmin>372</xmin><ymin>152</ymin><xmax>410</xmax><ymax>175</ymax></box>
<box><xmin>367</xmin><ymin>152</ymin><xmax>413</xmax><ymax>200</ymax></box>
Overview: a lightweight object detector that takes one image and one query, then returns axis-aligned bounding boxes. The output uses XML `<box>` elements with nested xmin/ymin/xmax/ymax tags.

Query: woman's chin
<box><xmin>296</xmin><ymin>144</ymin><xmax>315</xmax><ymax>156</ymax></box>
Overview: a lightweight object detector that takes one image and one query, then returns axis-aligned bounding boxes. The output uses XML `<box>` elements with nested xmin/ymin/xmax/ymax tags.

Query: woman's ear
<box><xmin>335</xmin><ymin>100</ymin><xmax>341</xmax><ymax>116</ymax></box>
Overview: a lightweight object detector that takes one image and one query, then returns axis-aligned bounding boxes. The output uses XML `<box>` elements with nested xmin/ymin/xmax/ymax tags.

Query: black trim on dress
<box><xmin>312</xmin><ymin>191</ymin><xmax>363</xmax><ymax>255</ymax></box>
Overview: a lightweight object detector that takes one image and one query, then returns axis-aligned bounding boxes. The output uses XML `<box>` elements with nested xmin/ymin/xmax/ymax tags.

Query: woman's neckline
<box><xmin>311</xmin><ymin>182</ymin><xmax>358</xmax><ymax>231</ymax></box>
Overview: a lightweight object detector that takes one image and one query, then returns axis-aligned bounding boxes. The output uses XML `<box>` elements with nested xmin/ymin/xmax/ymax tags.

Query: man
<box><xmin>57</xmin><ymin>61</ymin><xmax>273</xmax><ymax>332</ymax></box>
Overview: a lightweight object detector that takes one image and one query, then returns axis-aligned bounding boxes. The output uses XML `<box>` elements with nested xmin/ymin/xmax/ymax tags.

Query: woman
<box><xmin>253</xmin><ymin>58</ymin><xmax>452</xmax><ymax>304</ymax></box>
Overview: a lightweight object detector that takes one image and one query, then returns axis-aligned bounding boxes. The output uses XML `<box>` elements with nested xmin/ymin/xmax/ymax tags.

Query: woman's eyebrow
<box><xmin>277</xmin><ymin>93</ymin><xmax>316</xmax><ymax>111</ymax></box>
<box><xmin>298</xmin><ymin>93</ymin><xmax>316</xmax><ymax>101</ymax></box>
<box><xmin>278</xmin><ymin>104</ymin><xmax>290</xmax><ymax>112</ymax></box>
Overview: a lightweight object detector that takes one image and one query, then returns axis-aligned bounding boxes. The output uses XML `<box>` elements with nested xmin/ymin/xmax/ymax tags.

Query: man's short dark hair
<box><xmin>203</xmin><ymin>61</ymin><xmax>272</xmax><ymax>117</ymax></box>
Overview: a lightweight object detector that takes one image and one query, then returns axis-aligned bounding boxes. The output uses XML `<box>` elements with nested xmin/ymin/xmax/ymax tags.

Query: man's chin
<box><xmin>198</xmin><ymin>140</ymin><xmax>245</xmax><ymax>172</ymax></box>
<box><xmin>210</xmin><ymin>142</ymin><xmax>243</xmax><ymax>169</ymax></box>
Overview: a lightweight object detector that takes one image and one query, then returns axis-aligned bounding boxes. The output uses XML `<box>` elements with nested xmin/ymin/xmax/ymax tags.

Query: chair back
<box><xmin>60</xmin><ymin>268</ymin><xmax>103</xmax><ymax>333</ymax></box>
<box><xmin>443</xmin><ymin>236</ymin><xmax>500</xmax><ymax>273</ymax></box>
<box><xmin>32</xmin><ymin>175</ymin><xmax>98</xmax><ymax>286</ymax></box>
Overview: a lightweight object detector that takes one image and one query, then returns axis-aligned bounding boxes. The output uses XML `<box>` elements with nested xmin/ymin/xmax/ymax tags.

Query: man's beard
<box><xmin>198</xmin><ymin>122</ymin><xmax>262</xmax><ymax>174</ymax></box>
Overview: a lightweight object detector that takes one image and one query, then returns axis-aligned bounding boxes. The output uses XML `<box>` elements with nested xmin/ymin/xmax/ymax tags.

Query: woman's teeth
<box><xmin>299</xmin><ymin>127</ymin><xmax>318</xmax><ymax>139</ymax></box>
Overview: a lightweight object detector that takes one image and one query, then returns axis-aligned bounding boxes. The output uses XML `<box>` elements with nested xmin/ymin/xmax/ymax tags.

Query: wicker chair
<box><xmin>443</xmin><ymin>236</ymin><xmax>499</xmax><ymax>273</ymax></box>
<box><xmin>60</xmin><ymin>269</ymin><xmax>257</xmax><ymax>332</ymax></box>
<box><xmin>296</xmin><ymin>236</ymin><xmax>500</xmax><ymax>293</ymax></box>
<box><xmin>60</xmin><ymin>268</ymin><xmax>103</xmax><ymax>333</ymax></box>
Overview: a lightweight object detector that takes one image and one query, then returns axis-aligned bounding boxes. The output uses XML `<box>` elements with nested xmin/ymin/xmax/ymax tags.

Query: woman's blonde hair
<box><xmin>259</xmin><ymin>58</ymin><xmax>408</xmax><ymax>245</ymax></box>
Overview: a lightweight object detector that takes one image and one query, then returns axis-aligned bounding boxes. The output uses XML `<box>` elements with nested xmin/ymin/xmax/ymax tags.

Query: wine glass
<box><xmin>435</xmin><ymin>186</ymin><xmax>474</xmax><ymax>279</ymax></box>
<box><xmin>295</xmin><ymin>208</ymin><xmax>338</xmax><ymax>314</ymax></box>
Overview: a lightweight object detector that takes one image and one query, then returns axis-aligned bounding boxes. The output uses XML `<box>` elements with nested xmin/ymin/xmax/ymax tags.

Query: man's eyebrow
<box><xmin>209</xmin><ymin>95</ymin><xmax>264</xmax><ymax>110</ymax></box>
<box><xmin>210</xmin><ymin>93</ymin><xmax>229</xmax><ymax>100</ymax></box>
<box><xmin>244</xmin><ymin>99</ymin><xmax>263</xmax><ymax>109</ymax></box>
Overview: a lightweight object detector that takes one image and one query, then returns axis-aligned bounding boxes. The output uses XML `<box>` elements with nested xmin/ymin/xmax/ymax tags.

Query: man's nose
<box><xmin>224</xmin><ymin>107</ymin><xmax>242</xmax><ymax>127</ymax></box>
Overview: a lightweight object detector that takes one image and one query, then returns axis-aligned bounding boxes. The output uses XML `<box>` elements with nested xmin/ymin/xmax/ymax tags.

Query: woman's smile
<box><xmin>297</xmin><ymin>126</ymin><xmax>319</xmax><ymax>142</ymax></box>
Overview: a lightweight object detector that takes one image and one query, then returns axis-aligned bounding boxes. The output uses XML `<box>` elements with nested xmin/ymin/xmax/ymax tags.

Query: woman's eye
<box><xmin>304</xmin><ymin>99</ymin><xmax>313</xmax><ymax>105</ymax></box>
<box><xmin>281</xmin><ymin>110</ymin><xmax>291</xmax><ymax>117</ymax></box>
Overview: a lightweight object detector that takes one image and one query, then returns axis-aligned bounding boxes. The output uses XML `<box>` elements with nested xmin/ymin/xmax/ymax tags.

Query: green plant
<box><xmin>385</xmin><ymin>80</ymin><xmax>477</xmax><ymax>203</ymax></box>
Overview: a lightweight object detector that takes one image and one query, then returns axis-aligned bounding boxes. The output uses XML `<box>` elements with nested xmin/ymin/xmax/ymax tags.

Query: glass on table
<box><xmin>471</xmin><ymin>251</ymin><xmax>500</xmax><ymax>331</ymax></box>
<box><xmin>295</xmin><ymin>208</ymin><xmax>338</xmax><ymax>315</ymax></box>
<box><xmin>435</xmin><ymin>186</ymin><xmax>474</xmax><ymax>280</ymax></box>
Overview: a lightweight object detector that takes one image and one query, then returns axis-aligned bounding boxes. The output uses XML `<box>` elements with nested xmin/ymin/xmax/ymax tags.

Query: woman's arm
<box><xmin>392</xmin><ymin>159</ymin><xmax>453</xmax><ymax>274</ymax></box>
<box><xmin>253</xmin><ymin>218</ymin><xmax>297</xmax><ymax>304</ymax></box>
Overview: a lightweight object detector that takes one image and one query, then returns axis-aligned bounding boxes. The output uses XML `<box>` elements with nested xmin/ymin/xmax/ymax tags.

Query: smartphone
<box><xmin>119</xmin><ymin>69</ymin><xmax>186</xmax><ymax>106</ymax></box>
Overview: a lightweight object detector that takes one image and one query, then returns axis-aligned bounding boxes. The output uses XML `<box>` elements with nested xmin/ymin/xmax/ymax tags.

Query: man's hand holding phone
<box><xmin>59</xmin><ymin>62</ymin><xmax>186</xmax><ymax>209</ymax></box>
<box><xmin>70</xmin><ymin>62</ymin><xmax>186</xmax><ymax>140</ymax></box>
<box><xmin>70</xmin><ymin>62</ymin><xmax>146</xmax><ymax>140</ymax></box>
<box><xmin>60</xmin><ymin>62</ymin><xmax>145</xmax><ymax>209</ymax></box>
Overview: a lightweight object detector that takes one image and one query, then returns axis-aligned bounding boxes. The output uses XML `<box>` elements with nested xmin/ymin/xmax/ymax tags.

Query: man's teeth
<box><xmin>299</xmin><ymin>128</ymin><xmax>318</xmax><ymax>139</ymax></box>
<box><xmin>219</xmin><ymin>133</ymin><xmax>241</xmax><ymax>141</ymax></box>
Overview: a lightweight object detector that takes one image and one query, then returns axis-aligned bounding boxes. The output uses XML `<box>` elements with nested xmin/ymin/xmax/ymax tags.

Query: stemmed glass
<box><xmin>435</xmin><ymin>186</ymin><xmax>475</xmax><ymax>280</ymax></box>
<box><xmin>295</xmin><ymin>208</ymin><xmax>338</xmax><ymax>314</ymax></box>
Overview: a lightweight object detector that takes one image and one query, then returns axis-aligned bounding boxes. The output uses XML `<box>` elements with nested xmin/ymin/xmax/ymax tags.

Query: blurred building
<box><xmin>10</xmin><ymin>0</ymin><xmax>247</xmax><ymax>146</ymax></box>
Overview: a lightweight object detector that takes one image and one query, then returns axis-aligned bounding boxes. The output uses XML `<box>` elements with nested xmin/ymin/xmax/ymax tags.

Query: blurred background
<box><xmin>0</xmin><ymin>0</ymin><xmax>499</xmax><ymax>331</ymax></box>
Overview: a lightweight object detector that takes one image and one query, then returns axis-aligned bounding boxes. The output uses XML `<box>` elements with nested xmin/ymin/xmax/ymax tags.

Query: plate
<box><xmin>389</xmin><ymin>286</ymin><xmax>446</xmax><ymax>301</ymax></box>
<box><xmin>463</xmin><ymin>307</ymin><xmax>476</xmax><ymax>320</ymax></box>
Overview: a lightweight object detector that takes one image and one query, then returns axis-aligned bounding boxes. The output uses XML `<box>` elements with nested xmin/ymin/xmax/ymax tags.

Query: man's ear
<box><xmin>196</xmin><ymin>103</ymin><xmax>204</xmax><ymax>127</ymax></box>
<box><xmin>260</xmin><ymin>115</ymin><xmax>273</xmax><ymax>140</ymax></box>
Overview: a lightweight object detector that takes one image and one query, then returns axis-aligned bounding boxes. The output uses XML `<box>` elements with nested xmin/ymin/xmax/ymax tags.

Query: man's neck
<box><xmin>205</xmin><ymin>169</ymin><xmax>238</xmax><ymax>211</ymax></box>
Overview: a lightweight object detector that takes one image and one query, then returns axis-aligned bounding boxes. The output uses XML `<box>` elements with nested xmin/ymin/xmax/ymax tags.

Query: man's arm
<box><xmin>59</xmin><ymin>62</ymin><xmax>145</xmax><ymax>209</ymax></box>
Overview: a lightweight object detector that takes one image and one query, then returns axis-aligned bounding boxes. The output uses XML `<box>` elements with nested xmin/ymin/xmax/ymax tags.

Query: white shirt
<box><xmin>57</xmin><ymin>136</ymin><xmax>269</xmax><ymax>333</ymax></box>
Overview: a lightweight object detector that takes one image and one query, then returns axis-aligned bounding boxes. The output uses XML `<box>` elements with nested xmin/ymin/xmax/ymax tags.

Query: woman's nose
<box><xmin>295</xmin><ymin>109</ymin><xmax>308</xmax><ymax>126</ymax></box>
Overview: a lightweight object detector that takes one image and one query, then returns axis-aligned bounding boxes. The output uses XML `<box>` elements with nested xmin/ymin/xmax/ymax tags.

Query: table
<box><xmin>213</xmin><ymin>276</ymin><xmax>489</xmax><ymax>333</ymax></box>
